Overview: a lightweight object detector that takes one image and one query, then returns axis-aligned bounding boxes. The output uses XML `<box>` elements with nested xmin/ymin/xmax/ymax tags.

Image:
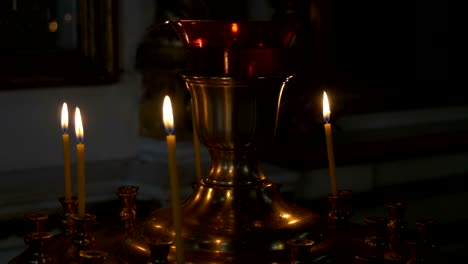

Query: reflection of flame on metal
<box><xmin>206</xmin><ymin>189</ymin><xmax>213</xmax><ymax>200</ymax></box>
<box><xmin>194</xmin><ymin>38</ymin><xmax>203</xmax><ymax>48</ymax></box>
<box><xmin>134</xmin><ymin>245</ymin><xmax>148</xmax><ymax>252</ymax></box>
<box><xmin>224</xmin><ymin>49</ymin><xmax>229</xmax><ymax>74</ymax></box>
<box><xmin>275</xmin><ymin>76</ymin><xmax>293</xmax><ymax>133</ymax></box>
<box><xmin>282</xmin><ymin>213</ymin><xmax>299</xmax><ymax>224</ymax></box>
<box><xmin>271</xmin><ymin>241</ymin><xmax>286</xmax><ymax>250</ymax></box>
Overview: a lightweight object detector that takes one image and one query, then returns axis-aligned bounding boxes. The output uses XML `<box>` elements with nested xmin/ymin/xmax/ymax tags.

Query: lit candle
<box><xmin>162</xmin><ymin>95</ymin><xmax>184</xmax><ymax>263</ymax></box>
<box><xmin>191</xmin><ymin>99</ymin><xmax>203</xmax><ymax>182</ymax></box>
<box><xmin>75</xmin><ymin>107</ymin><xmax>86</xmax><ymax>216</ymax></box>
<box><xmin>323</xmin><ymin>91</ymin><xmax>338</xmax><ymax>196</ymax></box>
<box><xmin>61</xmin><ymin>103</ymin><xmax>72</xmax><ymax>201</ymax></box>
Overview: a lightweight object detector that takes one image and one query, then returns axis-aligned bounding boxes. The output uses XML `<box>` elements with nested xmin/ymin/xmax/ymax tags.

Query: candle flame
<box><xmin>163</xmin><ymin>95</ymin><xmax>175</xmax><ymax>134</ymax></box>
<box><xmin>75</xmin><ymin>107</ymin><xmax>84</xmax><ymax>143</ymax></box>
<box><xmin>61</xmin><ymin>102</ymin><xmax>68</xmax><ymax>133</ymax></box>
<box><xmin>231</xmin><ymin>23</ymin><xmax>238</xmax><ymax>34</ymax></box>
<box><xmin>323</xmin><ymin>91</ymin><xmax>331</xmax><ymax>123</ymax></box>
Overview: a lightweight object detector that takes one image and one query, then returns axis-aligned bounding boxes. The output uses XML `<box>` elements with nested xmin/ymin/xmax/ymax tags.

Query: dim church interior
<box><xmin>1</xmin><ymin>0</ymin><xmax>468</xmax><ymax>262</ymax></box>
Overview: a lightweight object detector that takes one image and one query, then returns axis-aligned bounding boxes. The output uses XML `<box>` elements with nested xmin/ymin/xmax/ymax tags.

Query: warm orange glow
<box><xmin>194</xmin><ymin>38</ymin><xmax>203</xmax><ymax>47</ymax></box>
<box><xmin>323</xmin><ymin>91</ymin><xmax>331</xmax><ymax>123</ymax></box>
<box><xmin>75</xmin><ymin>107</ymin><xmax>84</xmax><ymax>142</ymax></box>
<box><xmin>231</xmin><ymin>23</ymin><xmax>238</xmax><ymax>34</ymax></box>
<box><xmin>48</xmin><ymin>20</ymin><xmax>58</xmax><ymax>32</ymax></box>
<box><xmin>163</xmin><ymin>95</ymin><xmax>174</xmax><ymax>134</ymax></box>
<box><xmin>61</xmin><ymin>102</ymin><xmax>69</xmax><ymax>133</ymax></box>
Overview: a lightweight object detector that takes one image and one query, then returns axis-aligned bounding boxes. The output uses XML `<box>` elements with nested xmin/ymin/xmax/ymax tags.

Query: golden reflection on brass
<box><xmin>142</xmin><ymin>76</ymin><xmax>325</xmax><ymax>263</ymax></box>
<box><xmin>224</xmin><ymin>49</ymin><xmax>229</xmax><ymax>74</ymax></box>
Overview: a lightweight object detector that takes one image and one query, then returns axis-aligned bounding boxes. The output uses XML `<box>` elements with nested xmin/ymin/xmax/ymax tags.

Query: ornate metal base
<box><xmin>144</xmin><ymin>180</ymin><xmax>324</xmax><ymax>263</ymax></box>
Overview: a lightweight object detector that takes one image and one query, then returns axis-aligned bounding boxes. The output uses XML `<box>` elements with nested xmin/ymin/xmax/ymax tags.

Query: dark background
<box><xmin>148</xmin><ymin>0</ymin><xmax>465</xmax><ymax>111</ymax></box>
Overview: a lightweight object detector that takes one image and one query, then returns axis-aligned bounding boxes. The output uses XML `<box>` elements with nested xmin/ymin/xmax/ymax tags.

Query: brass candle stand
<box><xmin>9</xmin><ymin>184</ymin><xmax>448</xmax><ymax>264</ymax></box>
<box><xmin>59</xmin><ymin>197</ymin><xmax>78</xmax><ymax>236</ymax></box>
<box><xmin>140</xmin><ymin>20</ymin><xmax>326</xmax><ymax>263</ymax></box>
<box><xmin>141</xmin><ymin>75</ymin><xmax>325</xmax><ymax>263</ymax></box>
<box><xmin>8</xmin><ymin>20</ymin><xmax>448</xmax><ymax>264</ymax></box>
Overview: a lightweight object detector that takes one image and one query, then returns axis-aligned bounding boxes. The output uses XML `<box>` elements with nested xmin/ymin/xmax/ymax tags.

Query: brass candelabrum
<box><xmin>9</xmin><ymin>20</ymin><xmax>448</xmax><ymax>264</ymax></box>
<box><xmin>10</xmin><ymin>185</ymin><xmax>447</xmax><ymax>263</ymax></box>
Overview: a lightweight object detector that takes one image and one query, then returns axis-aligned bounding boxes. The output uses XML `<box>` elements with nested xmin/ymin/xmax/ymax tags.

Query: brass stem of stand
<box><xmin>116</xmin><ymin>186</ymin><xmax>139</xmax><ymax>231</ymax></box>
<box><xmin>117</xmin><ymin>186</ymin><xmax>152</xmax><ymax>263</ymax></box>
<box><xmin>143</xmin><ymin>76</ymin><xmax>325</xmax><ymax>263</ymax></box>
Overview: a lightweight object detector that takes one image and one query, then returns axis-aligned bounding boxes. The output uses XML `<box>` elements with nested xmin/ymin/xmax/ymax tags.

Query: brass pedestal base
<box><xmin>144</xmin><ymin>180</ymin><xmax>324</xmax><ymax>263</ymax></box>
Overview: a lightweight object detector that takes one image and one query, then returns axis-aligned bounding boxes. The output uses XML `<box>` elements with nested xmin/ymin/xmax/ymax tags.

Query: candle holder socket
<box><xmin>24</xmin><ymin>212</ymin><xmax>48</xmax><ymax>233</ymax></box>
<box><xmin>362</xmin><ymin>216</ymin><xmax>387</xmax><ymax>261</ymax></box>
<box><xmin>59</xmin><ymin>196</ymin><xmax>78</xmax><ymax>236</ymax></box>
<box><xmin>414</xmin><ymin>218</ymin><xmax>441</xmax><ymax>263</ymax></box>
<box><xmin>384</xmin><ymin>201</ymin><xmax>408</xmax><ymax>262</ymax></box>
<box><xmin>338</xmin><ymin>189</ymin><xmax>354</xmax><ymax>220</ymax></box>
<box><xmin>116</xmin><ymin>185</ymin><xmax>139</xmax><ymax>231</ymax></box>
<box><xmin>327</xmin><ymin>190</ymin><xmax>353</xmax><ymax>233</ymax></box>
<box><xmin>147</xmin><ymin>238</ymin><xmax>174</xmax><ymax>264</ymax></box>
<box><xmin>116</xmin><ymin>186</ymin><xmax>152</xmax><ymax>264</ymax></box>
<box><xmin>79</xmin><ymin>249</ymin><xmax>109</xmax><ymax>264</ymax></box>
<box><xmin>21</xmin><ymin>231</ymin><xmax>55</xmax><ymax>264</ymax></box>
<box><xmin>287</xmin><ymin>238</ymin><xmax>315</xmax><ymax>264</ymax></box>
<box><xmin>72</xmin><ymin>213</ymin><xmax>97</xmax><ymax>252</ymax></box>
<box><xmin>327</xmin><ymin>194</ymin><xmax>346</xmax><ymax>232</ymax></box>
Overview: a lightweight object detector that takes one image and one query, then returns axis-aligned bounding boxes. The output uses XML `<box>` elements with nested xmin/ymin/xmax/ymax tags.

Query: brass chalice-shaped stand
<box><xmin>143</xmin><ymin>20</ymin><xmax>325</xmax><ymax>263</ymax></box>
